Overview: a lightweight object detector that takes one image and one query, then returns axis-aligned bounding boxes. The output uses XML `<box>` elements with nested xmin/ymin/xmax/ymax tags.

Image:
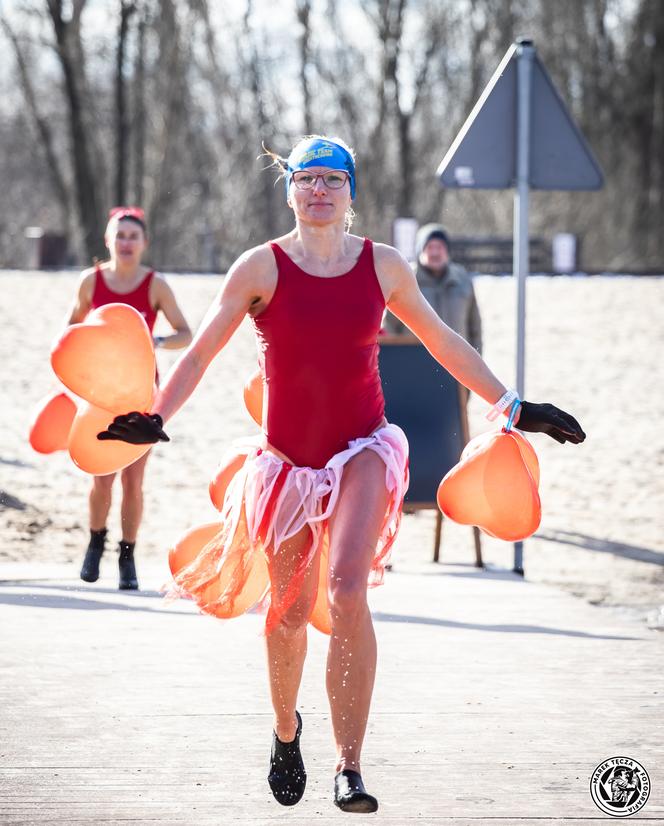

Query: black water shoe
<box><xmin>80</xmin><ymin>528</ymin><xmax>107</xmax><ymax>583</ymax></box>
<box><xmin>118</xmin><ymin>541</ymin><xmax>138</xmax><ymax>590</ymax></box>
<box><xmin>334</xmin><ymin>769</ymin><xmax>378</xmax><ymax>813</ymax></box>
<box><xmin>268</xmin><ymin>710</ymin><xmax>306</xmax><ymax>806</ymax></box>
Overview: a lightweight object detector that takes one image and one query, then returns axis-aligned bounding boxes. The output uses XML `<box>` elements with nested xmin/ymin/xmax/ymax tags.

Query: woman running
<box><xmin>98</xmin><ymin>138</ymin><xmax>585</xmax><ymax>812</ymax></box>
<box><xmin>67</xmin><ymin>207</ymin><xmax>192</xmax><ymax>590</ymax></box>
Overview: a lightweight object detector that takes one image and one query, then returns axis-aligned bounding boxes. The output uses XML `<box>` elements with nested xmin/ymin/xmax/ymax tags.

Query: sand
<box><xmin>1</xmin><ymin>270</ymin><xmax>662</xmax><ymax>626</ymax></box>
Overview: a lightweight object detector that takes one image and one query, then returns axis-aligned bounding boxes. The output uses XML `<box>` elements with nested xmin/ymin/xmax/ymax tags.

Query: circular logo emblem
<box><xmin>590</xmin><ymin>757</ymin><xmax>650</xmax><ymax>817</ymax></box>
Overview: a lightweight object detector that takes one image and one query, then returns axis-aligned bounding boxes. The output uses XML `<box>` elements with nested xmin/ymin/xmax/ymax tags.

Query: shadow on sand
<box><xmin>535</xmin><ymin>529</ymin><xmax>664</xmax><ymax>566</ymax></box>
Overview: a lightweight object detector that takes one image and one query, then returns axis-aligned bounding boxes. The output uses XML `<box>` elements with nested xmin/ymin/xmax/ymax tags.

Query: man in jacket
<box><xmin>383</xmin><ymin>224</ymin><xmax>482</xmax><ymax>354</ymax></box>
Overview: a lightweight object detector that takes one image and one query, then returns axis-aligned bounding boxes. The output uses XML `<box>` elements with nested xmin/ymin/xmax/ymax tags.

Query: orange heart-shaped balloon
<box><xmin>68</xmin><ymin>402</ymin><xmax>151</xmax><ymax>475</ymax></box>
<box><xmin>510</xmin><ymin>428</ymin><xmax>540</xmax><ymax>487</ymax></box>
<box><xmin>309</xmin><ymin>535</ymin><xmax>331</xmax><ymax>635</ymax></box>
<box><xmin>29</xmin><ymin>392</ymin><xmax>77</xmax><ymax>454</ymax></box>
<box><xmin>169</xmin><ymin>522</ymin><xmax>222</xmax><ymax>579</ymax></box>
<box><xmin>206</xmin><ymin>539</ymin><xmax>269</xmax><ymax>618</ymax></box>
<box><xmin>460</xmin><ymin>427</ymin><xmax>540</xmax><ymax>487</ymax></box>
<box><xmin>209</xmin><ymin>449</ymin><xmax>251</xmax><ymax>511</ymax></box>
<box><xmin>169</xmin><ymin>520</ymin><xmax>269</xmax><ymax>618</ymax></box>
<box><xmin>51</xmin><ymin>303</ymin><xmax>154</xmax><ymax>413</ymax></box>
<box><xmin>437</xmin><ymin>430</ymin><xmax>541</xmax><ymax>541</ymax></box>
<box><xmin>243</xmin><ymin>369</ymin><xmax>263</xmax><ymax>426</ymax></box>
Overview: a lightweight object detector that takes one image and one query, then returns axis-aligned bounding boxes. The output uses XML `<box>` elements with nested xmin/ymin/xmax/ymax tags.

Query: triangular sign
<box><xmin>437</xmin><ymin>42</ymin><xmax>604</xmax><ymax>191</ymax></box>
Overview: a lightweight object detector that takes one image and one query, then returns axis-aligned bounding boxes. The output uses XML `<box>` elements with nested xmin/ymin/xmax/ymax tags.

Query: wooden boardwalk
<box><xmin>0</xmin><ymin>555</ymin><xmax>662</xmax><ymax>825</ymax></box>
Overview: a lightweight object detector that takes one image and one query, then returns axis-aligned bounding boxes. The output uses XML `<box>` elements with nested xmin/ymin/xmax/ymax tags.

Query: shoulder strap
<box><xmin>269</xmin><ymin>242</ymin><xmax>288</xmax><ymax>266</ymax></box>
<box><xmin>90</xmin><ymin>263</ymin><xmax>106</xmax><ymax>304</ymax></box>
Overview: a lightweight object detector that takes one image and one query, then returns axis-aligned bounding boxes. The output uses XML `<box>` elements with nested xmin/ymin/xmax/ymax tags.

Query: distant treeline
<box><xmin>1</xmin><ymin>0</ymin><xmax>662</xmax><ymax>271</ymax></box>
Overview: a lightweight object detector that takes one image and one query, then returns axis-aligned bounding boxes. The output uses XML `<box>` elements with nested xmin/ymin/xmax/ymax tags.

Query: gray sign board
<box><xmin>437</xmin><ymin>43</ymin><xmax>604</xmax><ymax>191</ymax></box>
<box><xmin>435</xmin><ymin>39</ymin><xmax>604</xmax><ymax>575</ymax></box>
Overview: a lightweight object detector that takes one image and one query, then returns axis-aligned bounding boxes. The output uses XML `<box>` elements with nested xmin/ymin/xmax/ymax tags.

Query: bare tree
<box><xmin>1</xmin><ymin>13</ymin><xmax>70</xmax><ymax>230</ymax></box>
<box><xmin>296</xmin><ymin>0</ymin><xmax>314</xmax><ymax>134</ymax></box>
<box><xmin>1</xmin><ymin>0</ymin><xmax>662</xmax><ymax>270</ymax></box>
<box><xmin>131</xmin><ymin>4</ymin><xmax>147</xmax><ymax>205</ymax></box>
<box><xmin>624</xmin><ymin>0</ymin><xmax>664</xmax><ymax>262</ymax></box>
<box><xmin>45</xmin><ymin>0</ymin><xmax>105</xmax><ymax>259</ymax></box>
<box><xmin>115</xmin><ymin>0</ymin><xmax>136</xmax><ymax>205</ymax></box>
<box><xmin>145</xmin><ymin>0</ymin><xmax>187</xmax><ymax>259</ymax></box>
<box><xmin>242</xmin><ymin>0</ymin><xmax>279</xmax><ymax>239</ymax></box>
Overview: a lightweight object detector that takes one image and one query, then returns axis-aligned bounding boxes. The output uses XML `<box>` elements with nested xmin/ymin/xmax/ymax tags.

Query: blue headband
<box><xmin>285</xmin><ymin>138</ymin><xmax>356</xmax><ymax>199</ymax></box>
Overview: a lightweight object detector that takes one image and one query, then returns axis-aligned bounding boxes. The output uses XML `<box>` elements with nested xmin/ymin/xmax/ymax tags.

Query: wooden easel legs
<box><xmin>429</xmin><ymin>388</ymin><xmax>485</xmax><ymax>567</ymax></box>
<box><xmin>432</xmin><ymin>512</ymin><xmax>484</xmax><ymax>568</ymax></box>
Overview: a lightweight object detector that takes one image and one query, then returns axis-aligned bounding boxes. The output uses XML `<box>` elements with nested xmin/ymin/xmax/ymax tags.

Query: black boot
<box><xmin>334</xmin><ymin>770</ymin><xmax>378</xmax><ymax>813</ymax></box>
<box><xmin>118</xmin><ymin>541</ymin><xmax>139</xmax><ymax>590</ymax></box>
<box><xmin>268</xmin><ymin>711</ymin><xmax>306</xmax><ymax>806</ymax></box>
<box><xmin>80</xmin><ymin>528</ymin><xmax>107</xmax><ymax>583</ymax></box>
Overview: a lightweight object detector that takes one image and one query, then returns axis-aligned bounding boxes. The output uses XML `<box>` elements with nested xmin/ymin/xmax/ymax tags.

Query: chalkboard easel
<box><xmin>379</xmin><ymin>337</ymin><xmax>483</xmax><ymax>566</ymax></box>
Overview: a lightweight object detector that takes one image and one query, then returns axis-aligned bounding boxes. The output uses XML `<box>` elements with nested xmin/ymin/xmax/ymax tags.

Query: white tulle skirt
<box><xmin>166</xmin><ymin>423</ymin><xmax>409</xmax><ymax>634</ymax></box>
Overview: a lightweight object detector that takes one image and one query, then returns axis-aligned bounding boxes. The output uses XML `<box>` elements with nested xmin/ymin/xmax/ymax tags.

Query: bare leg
<box><xmin>265</xmin><ymin>525</ymin><xmax>320</xmax><ymax>742</ymax></box>
<box><xmin>89</xmin><ymin>473</ymin><xmax>115</xmax><ymax>531</ymax></box>
<box><xmin>326</xmin><ymin>449</ymin><xmax>390</xmax><ymax>775</ymax></box>
<box><xmin>119</xmin><ymin>451</ymin><xmax>150</xmax><ymax>542</ymax></box>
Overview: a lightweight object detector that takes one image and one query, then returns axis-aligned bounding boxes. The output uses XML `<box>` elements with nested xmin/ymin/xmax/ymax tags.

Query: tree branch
<box><xmin>0</xmin><ymin>13</ymin><xmax>70</xmax><ymax>221</ymax></box>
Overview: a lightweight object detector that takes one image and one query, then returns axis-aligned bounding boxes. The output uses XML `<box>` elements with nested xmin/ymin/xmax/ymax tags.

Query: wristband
<box><xmin>486</xmin><ymin>389</ymin><xmax>519</xmax><ymax>421</ymax></box>
<box><xmin>504</xmin><ymin>399</ymin><xmax>521</xmax><ymax>432</ymax></box>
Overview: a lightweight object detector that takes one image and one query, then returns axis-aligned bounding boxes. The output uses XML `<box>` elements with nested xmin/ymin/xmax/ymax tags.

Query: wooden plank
<box><xmin>0</xmin><ymin>560</ymin><xmax>662</xmax><ymax>825</ymax></box>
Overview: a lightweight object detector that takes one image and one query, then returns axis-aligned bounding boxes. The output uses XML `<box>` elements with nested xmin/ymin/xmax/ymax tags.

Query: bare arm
<box><xmin>377</xmin><ymin>245</ymin><xmax>585</xmax><ymax>442</ymax></box>
<box><xmin>467</xmin><ymin>284</ymin><xmax>483</xmax><ymax>355</ymax></box>
<box><xmin>377</xmin><ymin>244</ymin><xmax>507</xmax><ymax>407</ymax></box>
<box><xmin>151</xmin><ymin>276</ymin><xmax>193</xmax><ymax>350</ymax></box>
<box><xmin>151</xmin><ymin>246</ymin><xmax>274</xmax><ymax>424</ymax></box>
<box><xmin>99</xmin><ymin>242</ymin><xmax>585</xmax><ymax>446</ymax></box>
<box><xmin>64</xmin><ymin>270</ymin><xmax>95</xmax><ymax>327</ymax></box>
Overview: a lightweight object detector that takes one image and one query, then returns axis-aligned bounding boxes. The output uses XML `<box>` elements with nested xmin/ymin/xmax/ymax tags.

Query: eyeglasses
<box><xmin>291</xmin><ymin>170</ymin><xmax>349</xmax><ymax>190</ymax></box>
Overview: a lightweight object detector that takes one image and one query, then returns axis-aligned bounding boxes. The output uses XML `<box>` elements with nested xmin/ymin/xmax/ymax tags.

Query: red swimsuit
<box><xmin>91</xmin><ymin>265</ymin><xmax>158</xmax><ymax>332</ymax></box>
<box><xmin>252</xmin><ymin>239</ymin><xmax>386</xmax><ymax>468</ymax></box>
<box><xmin>169</xmin><ymin>239</ymin><xmax>410</xmax><ymax>632</ymax></box>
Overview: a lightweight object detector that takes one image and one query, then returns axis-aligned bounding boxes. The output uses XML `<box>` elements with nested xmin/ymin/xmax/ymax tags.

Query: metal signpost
<box><xmin>436</xmin><ymin>38</ymin><xmax>604</xmax><ymax>574</ymax></box>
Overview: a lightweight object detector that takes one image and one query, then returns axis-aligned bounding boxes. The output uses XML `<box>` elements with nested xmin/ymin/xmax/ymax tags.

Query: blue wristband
<box><xmin>505</xmin><ymin>399</ymin><xmax>522</xmax><ymax>432</ymax></box>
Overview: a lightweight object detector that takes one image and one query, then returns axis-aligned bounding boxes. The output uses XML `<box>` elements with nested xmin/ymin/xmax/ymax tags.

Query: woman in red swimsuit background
<box><xmin>66</xmin><ymin>207</ymin><xmax>192</xmax><ymax>590</ymax></box>
<box><xmin>98</xmin><ymin>138</ymin><xmax>585</xmax><ymax>812</ymax></box>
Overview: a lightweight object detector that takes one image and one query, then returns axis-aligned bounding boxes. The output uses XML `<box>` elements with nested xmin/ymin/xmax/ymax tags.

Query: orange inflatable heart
<box><xmin>169</xmin><ymin>520</ymin><xmax>269</xmax><ymax>618</ymax></box>
<box><xmin>509</xmin><ymin>429</ymin><xmax>540</xmax><ymax>487</ymax></box>
<box><xmin>243</xmin><ymin>369</ymin><xmax>263</xmax><ymax>426</ymax></box>
<box><xmin>460</xmin><ymin>427</ymin><xmax>540</xmax><ymax>487</ymax></box>
<box><xmin>29</xmin><ymin>392</ymin><xmax>77</xmax><ymax>454</ymax></box>
<box><xmin>68</xmin><ymin>402</ymin><xmax>151</xmax><ymax>475</ymax></box>
<box><xmin>209</xmin><ymin>449</ymin><xmax>250</xmax><ymax>511</ymax></box>
<box><xmin>309</xmin><ymin>535</ymin><xmax>331</xmax><ymax>634</ymax></box>
<box><xmin>169</xmin><ymin>522</ymin><xmax>221</xmax><ymax>577</ymax></box>
<box><xmin>51</xmin><ymin>303</ymin><xmax>154</xmax><ymax>413</ymax></box>
<box><xmin>437</xmin><ymin>430</ymin><xmax>541</xmax><ymax>541</ymax></box>
<box><xmin>208</xmin><ymin>538</ymin><xmax>269</xmax><ymax>618</ymax></box>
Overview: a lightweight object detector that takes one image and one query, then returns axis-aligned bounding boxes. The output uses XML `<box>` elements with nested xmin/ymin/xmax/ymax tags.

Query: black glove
<box><xmin>516</xmin><ymin>401</ymin><xmax>586</xmax><ymax>445</ymax></box>
<box><xmin>97</xmin><ymin>412</ymin><xmax>170</xmax><ymax>444</ymax></box>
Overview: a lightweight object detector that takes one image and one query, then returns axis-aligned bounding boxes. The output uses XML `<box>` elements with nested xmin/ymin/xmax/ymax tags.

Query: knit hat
<box><xmin>415</xmin><ymin>224</ymin><xmax>449</xmax><ymax>257</ymax></box>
